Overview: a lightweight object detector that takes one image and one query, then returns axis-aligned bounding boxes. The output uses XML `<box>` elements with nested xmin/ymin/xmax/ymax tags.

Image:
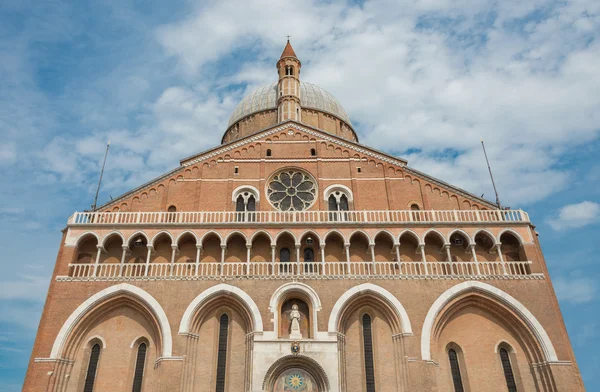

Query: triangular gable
<box><xmin>97</xmin><ymin>121</ymin><xmax>495</xmax><ymax>210</ymax></box>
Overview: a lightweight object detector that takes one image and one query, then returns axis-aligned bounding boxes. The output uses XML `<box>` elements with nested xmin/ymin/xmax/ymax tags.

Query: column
<box><xmin>93</xmin><ymin>245</ymin><xmax>103</xmax><ymax>277</ymax></box>
<box><xmin>220</xmin><ymin>244</ymin><xmax>226</xmax><ymax>276</ymax></box>
<box><xmin>144</xmin><ymin>245</ymin><xmax>153</xmax><ymax>276</ymax></box>
<box><xmin>119</xmin><ymin>245</ymin><xmax>128</xmax><ymax>277</ymax></box>
<box><xmin>320</xmin><ymin>243</ymin><xmax>326</xmax><ymax>276</ymax></box>
<box><xmin>246</xmin><ymin>244</ymin><xmax>252</xmax><ymax>276</ymax></box>
<box><xmin>444</xmin><ymin>244</ymin><xmax>454</xmax><ymax>275</ymax></box>
<box><xmin>395</xmin><ymin>244</ymin><xmax>402</xmax><ymax>274</ymax></box>
<box><xmin>344</xmin><ymin>243</ymin><xmax>351</xmax><ymax>275</ymax></box>
<box><xmin>418</xmin><ymin>244</ymin><xmax>428</xmax><ymax>275</ymax></box>
<box><xmin>496</xmin><ymin>242</ymin><xmax>507</xmax><ymax>275</ymax></box>
<box><xmin>369</xmin><ymin>243</ymin><xmax>376</xmax><ymax>275</ymax></box>
<box><xmin>195</xmin><ymin>245</ymin><xmax>202</xmax><ymax>276</ymax></box>
<box><xmin>469</xmin><ymin>244</ymin><xmax>481</xmax><ymax>275</ymax></box>
<box><xmin>170</xmin><ymin>244</ymin><xmax>178</xmax><ymax>276</ymax></box>
<box><xmin>295</xmin><ymin>243</ymin><xmax>301</xmax><ymax>275</ymax></box>
<box><xmin>271</xmin><ymin>244</ymin><xmax>276</xmax><ymax>276</ymax></box>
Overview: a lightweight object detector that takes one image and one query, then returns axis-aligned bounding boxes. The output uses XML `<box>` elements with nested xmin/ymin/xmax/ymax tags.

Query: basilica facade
<box><xmin>23</xmin><ymin>41</ymin><xmax>584</xmax><ymax>392</ymax></box>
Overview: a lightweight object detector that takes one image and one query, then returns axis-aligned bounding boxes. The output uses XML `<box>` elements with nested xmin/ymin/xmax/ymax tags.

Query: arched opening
<box><xmin>474</xmin><ymin>231</ymin><xmax>497</xmax><ymax>262</ymax></box>
<box><xmin>448</xmin><ymin>346</ymin><xmax>466</xmax><ymax>392</ymax></box>
<box><xmin>299</xmin><ymin>232</ymin><xmax>318</xmax><ymax>274</ymax></box>
<box><xmin>324</xmin><ymin>232</ymin><xmax>345</xmax><ymax>263</ymax></box>
<box><xmin>225</xmin><ymin>233</ymin><xmax>246</xmax><ymax>263</ymax></box>
<box><xmin>431</xmin><ymin>293</ymin><xmax>547</xmax><ymax>392</ymax></box>
<box><xmin>175</xmin><ymin>233</ymin><xmax>197</xmax><ymax>277</ymax></box>
<box><xmin>76</xmin><ymin>235</ymin><xmax>98</xmax><ymax>264</ymax></box>
<box><xmin>266</xmin><ymin>149</ymin><xmax>272</xmax><ymax>157</ymax></box>
<box><xmin>131</xmin><ymin>342</ymin><xmax>147</xmax><ymax>392</ymax></box>
<box><xmin>263</xmin><ymin>355</ymin><xmax>330</xmax><ymax>392</ymax></box>
<box><xmin>200</xmin><ymin>233</ymin><xmax>221</xmax><ymax>263</ymax></box>
<box><xmin>251</xmin><ymin>232</ymin><xmax>271</xmax><ymax>263</ymax></box>
<box><xmin>280</xmin><ymin>298</ymin><xmax>310</xmax><ymax>338</ymax></box>
<box><xmin>276</xmin><ymin>232</ymin><xmax>296</xmax><ymax>274</ymax></box>
<box><xmin>449</xmin><ymin>232</ymin><xmax>471</xmax><ymax>262</ymax></box>
<box><xmin>373</xmin><ymin>232</ymin><xmax>395</xmax><ymax>262</ymax></box>
<box><xmin>424</xmin><ymin>231</ymin><xmax>445</xmax><ymax>262</ymax></box>
<box><xmin>349</xmin><ymin>232</ymin><xmax>370</xmax><ymax>266</ymax></box>
<box><xmin>500</xmin><ymin>232</ymin><xmax>524</xmax><ymax>262</ymax></box>
<box><xmin>398</xmin><ymin>231</ymin><xmax>420</xmax><ymax>262</ymax></box>
<box><xmin>362</xmin><ymin>314</ymin><xmax>376</xmax><ymax>392</ymax></box>
<box><xmin>215</xmin><ymin>313</ymin><xmax>229</xmax><ymax>392</ymax></box>
<box><xmin>499</xmin><ymin>345</ymin><xmax>519</xmax><ymax>392</ymax></box>
<box><xmin>125</xmin><ymin>234</ymin><xmax>148</xmax><ymax>276</ymax></box>
<box><xmin>310</xmin><ymin>148</ymin><xmax>316</xmax><ymax>156</ymax></box>
<box><xmin>151</xmin><ymin>233</ymin><xmax>172</xmax><ymax>263</ymax></box>
<box><xmin>83</xmin><ymin>342</ymin><xmax>101</xmax><ymax>392</ymax></box>
<box><xmin>99</xmin><ymin>234</ymin><xmax>123</xmax><ymax>264</ymax></box>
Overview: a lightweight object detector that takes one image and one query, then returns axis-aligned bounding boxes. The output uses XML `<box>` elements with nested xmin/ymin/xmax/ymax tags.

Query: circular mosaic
<box><xmin>267</xmin><ymin>169</ymin><xmax>317</xmax><ymax>211</ymax></box>
<box><xmin>285</xmin><ymin>372</ymin><xmax>305</xmax><ymax>390</ymax></box>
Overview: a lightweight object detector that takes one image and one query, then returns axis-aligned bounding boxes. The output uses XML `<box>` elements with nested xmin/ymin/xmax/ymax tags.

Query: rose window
<box><xmin>267</xmin><ymin>170</ymin><xmax>317</xmax><ymax>211</ymax></box>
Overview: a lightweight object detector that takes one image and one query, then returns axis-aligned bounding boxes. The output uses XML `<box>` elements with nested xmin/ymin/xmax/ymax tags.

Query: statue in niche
<box><xmin>289</xmin><ymin>303</ymin><xmax>302</xmax><ymax>339</ymax></box>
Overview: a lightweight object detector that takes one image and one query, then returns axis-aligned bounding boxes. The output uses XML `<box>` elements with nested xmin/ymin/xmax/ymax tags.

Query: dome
<box><xmin>227</xmin><ymin>81</ymin><xmax>352</xmax><ymax>126</ymax></box>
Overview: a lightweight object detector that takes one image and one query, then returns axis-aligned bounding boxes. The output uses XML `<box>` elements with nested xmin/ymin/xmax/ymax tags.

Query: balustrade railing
<box><xmin>63</xmin><ymin>261</ymin><xmax>535</xmax><ymax>280</ymax></box>
<box><xmin>69</xmin><ymin>209</ymin><xmax>529</xmax><ymax>226</ymax></box>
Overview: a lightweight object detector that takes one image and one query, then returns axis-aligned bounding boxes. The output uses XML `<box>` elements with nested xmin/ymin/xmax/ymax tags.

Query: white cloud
<box><xmin>548</xmin><ymin>201</ymin><xmax>600</xmax><ymax>230</ymax></box>
<box><xmin>554</xmin><ymin>275</ymin><xmax>597</xmax><ymax>304</ymax></box>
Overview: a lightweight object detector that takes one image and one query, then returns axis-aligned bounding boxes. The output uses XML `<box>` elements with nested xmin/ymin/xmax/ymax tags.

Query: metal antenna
<box><xmin>480</xmin><ymin>139</ymin><xmax>502</xmax><ymax>210</ymax></box>
<box><xmin>92</xmin><ymin>140</ymin><xmax>110</xmax><ymax>211</ymax></box>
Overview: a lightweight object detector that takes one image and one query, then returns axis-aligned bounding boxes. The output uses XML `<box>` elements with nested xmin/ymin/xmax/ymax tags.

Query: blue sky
<box><xmin>0</xmin><ymin>0</ymin><xmax>599</xmax><ymax>390</ymax></box>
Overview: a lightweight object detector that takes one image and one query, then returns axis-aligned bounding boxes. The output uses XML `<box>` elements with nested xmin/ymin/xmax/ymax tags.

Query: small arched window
<box><xmin>131</xmin><ymin>343</ymin><xmax>147</xmax><ymax>392</ymax></box>
<box><xmin>410</xmin><ymin>203</ymin><xmax>420</xmax><ymax>211</ymax></box>
<box><xmin>362</xmin><ymin>314</ymin><xmax>376</xmax><ymax>392</ymax></box>
<box><xmin>448</xmin><ymin>348</ymin><xmax>465</xmax><ymax>392</ymax></box>
<box><xmin>168</xmin><ymin>205</ymin><xmax>176</xmax><ymax>212</ymax></box>
<box><xmin>215</xmin><ymin>314</ymin><xmax>229</xmax><ymax>392</ymax></box>
<box><xmin>500</xmin><ymin>347</ymin><xmax>517</xmax><ymax>392</ymax></box>
<box><xmin>310</xmin><ymin>148</ymin><xmax>316</xmax><ymax>156</ymax></box>
<box><xmin>266</xmin><ymin>149</ymin><xmax>272</xmax><ymax>157</ymax></box>
<box><xmin>280</xmin><ymin>248</ymin><xmax>290</xmax><ymax>263</ymax></box>
<box><xmin>83</xmin><ymin>343</ymin><xmax>101</xmax><ymax>392</ymax></box>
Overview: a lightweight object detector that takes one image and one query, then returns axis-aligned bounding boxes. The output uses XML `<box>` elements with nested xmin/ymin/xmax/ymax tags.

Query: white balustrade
<box><xmin>65</xmin><ymin>261</ymin><xmax>535</xmax><ymax>280</ymax></box>
<box><xmin>69</xmin><ymin>209</ymin><xmax>529</xmax><ymax>226</ymax></box>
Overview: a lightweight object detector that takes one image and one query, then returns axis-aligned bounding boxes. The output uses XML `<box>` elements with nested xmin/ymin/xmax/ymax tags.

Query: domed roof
<box><xmin>227</xmin><ymin>81</ymin><xmax>352</xmax><ymax>126</ymax></box>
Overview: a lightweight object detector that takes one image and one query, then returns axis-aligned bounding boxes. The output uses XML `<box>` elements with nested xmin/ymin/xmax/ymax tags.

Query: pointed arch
<box><xmin>269</xmin><ymin>282</ymin><xmax>322</xmax><ymax>338</ymax></box>
<box><xmin>74</xmin><ymin>231</ymin><xmax>100</xmax><ymax>247</ymax></box>
<box><xmin>421</xmin><ymin>281</ymin><xmax>558</xmax><ymax>362</ymax></box>
<box><xmin>423</xmin><ymin>228</ymin><xmax>447</xmax><ymax>244</ymax></box>
<box><xmin>447</xmin><ymin>229</ymin><xmax>474</xmax><ymax>246</ymax></box>
<box><xmin>328</xmin><ymin>283</ymin><xmax>412</xmax><ymax>335</ymax></box>
<box><xmin>298</xmin><ymin>230</ymin><xmax>323</xmax><ymax>246</ymax></box>
<box><xmin>100</xmin><ymin>231</ymin><xmax>125</xmax><ymax>248</ymax></box>
<box><xmin>150</xmin><ymin>231</ymin><xmax>174</xmax><ymax>247</ymax></box>
<box><xmin>224</xmin><ymin>230</ymin><xmax>249</xmax><ymax>245</ymax></box>
<box><xmin>250</xmin><ymin>230</ymin><xmax>274</xmax><ymax>245</ymax></box>
<box><xmin>348</xmin><ymin>229</ymin><xmax>371</xmax><ymax>244</ymax></box>
<box><xmin>398</xmin><ymin>229</ymin><xmax>421</xmax><ymax>245</ymax></box>
<box><xmin>199</xmin><ymin>230</ymin><xmax>224</xmax><ymax>246</ymax></box>
<box><xmin>175</xmin><ymin>230</ymin><xmax>199</xmax><ymax>245</ymax></box>
<box><xmin>498</xmin><ymin>229</ymin><xmax>526</xmax><ymax>246</ymax></box>
<box><xmin>472</xmin><ymin>228</ymin><xmax>498</xmax><ymax>245</ymax></box>
<box><xmin>373</xmin><ymin>230</ymin><xmax>398</xmax><ymax>245</ymax></box>
<box><xmin>323</xmin><ymin>229</ymin><xmax>346</xmax><ymax>244</ymax></box>
<box><xmin>127</xmin><ymin>231</ymin><xmax>150</xmax><ymax>247</ymax></box>
<box><xmin>178</xmin><ymin>283</ymin><xmax>263</xmax><ymax>334</ymax></box>
<box><xmin>275</xmin><ymin>230</ymin><xmax>298</xmax><ymax>245</ymax></box>
<box><xmin>50</xmin><ymin>283</ymin><xmax>172</xmax><ymax>359</ymax></box>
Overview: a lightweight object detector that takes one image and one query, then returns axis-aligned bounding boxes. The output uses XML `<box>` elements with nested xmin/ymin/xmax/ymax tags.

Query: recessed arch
<box><xmin>87</xmin><ymin>335</ymin><xmax>106</xmax><ymax>349</ymax></box>
<box><xmin>50</xmin><ymin>283</ymin><xmax>172</xmax><ymax>359</ymax></box>
<box><xmin>323</xmin><ymin>184</ymin><xmax>354</xmax><ymax>202</ymax></box>
<box><xmin>447</xmin><ymin>229</ymin><xmax>474</xmax><ymax>246</ymax></box>
<box><xmin>328</xmin><ymin>283</ymin><xmax>412</xmax><ymax>335</ymax></box>
<box><xmin>423</xmin><ymin>228</ymin><xmax>447</xmax><ymax>244</ymax></box>
<box><xmin>127</xmin><ymin>231</ymin><xmax>150</xmax><ymax>248</ymax></box>
<box><xmin>420</xmin><ymin>281</ymin><xmax>558</xmax><ymax>362</ymax></box>
<box><xmin>348</xmin><ymin>229</ymin><xmax>371</xmax><ymax>244</ymax></box>
<box><xmin>269</xmin><ymin>282</ymin><xmax>322</xmax><ymax>338</ymax></box>
<box><xmin>262</xmin><ymin>354</ymin><xmax>331</xmax><ymax>392</ymax></box>
<box><xmin>472</xmin><ymin>228</ymin><xmax>498</xmax><ymax>245</ymax></box>
<box><xmin>373</xmin><ymin>230</ymin><xmax>398</xmax><ymax>245</ymax></box>
<box><xmin>298</xmin><ymin>230</ymin><xmax>323</xmax><ymax>247</ymax></box>
<box><xmin>178</xmin><ymin>283</ymin><xmax>263</xmax><ymax>334</ymax></box>
<box><xmin>100</xmin><ymin>231</ymin><xmax>125</xmax><ymax>248</ymax></box>
<box><xmin>231</xmin><ymin>184</ymin><xmax>260</xmax><ymax>203</ymax></box>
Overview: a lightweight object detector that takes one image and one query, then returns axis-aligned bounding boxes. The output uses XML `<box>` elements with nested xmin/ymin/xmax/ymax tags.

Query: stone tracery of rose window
<box><xmin>267</xmin><ymin>169</ymin><xmax>317</xmax><ymax>211</ymax></box>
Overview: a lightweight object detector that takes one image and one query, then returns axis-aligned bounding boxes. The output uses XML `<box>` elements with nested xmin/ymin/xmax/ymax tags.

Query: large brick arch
<box><xmin>420</xmin><ymin>281</ymin><xmax>558</xmax><ymax>362</ymax></box>
<box><xmin>50</xmin><ymin>283</ymin><xmax>172</xmax><ymax>359</ymax></box>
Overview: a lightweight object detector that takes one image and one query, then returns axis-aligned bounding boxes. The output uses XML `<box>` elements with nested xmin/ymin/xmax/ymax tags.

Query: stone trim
<box><xmin>420</xmin><ymin>281</ymin><xmax>558</xmax><ymax>362</ymax></box>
